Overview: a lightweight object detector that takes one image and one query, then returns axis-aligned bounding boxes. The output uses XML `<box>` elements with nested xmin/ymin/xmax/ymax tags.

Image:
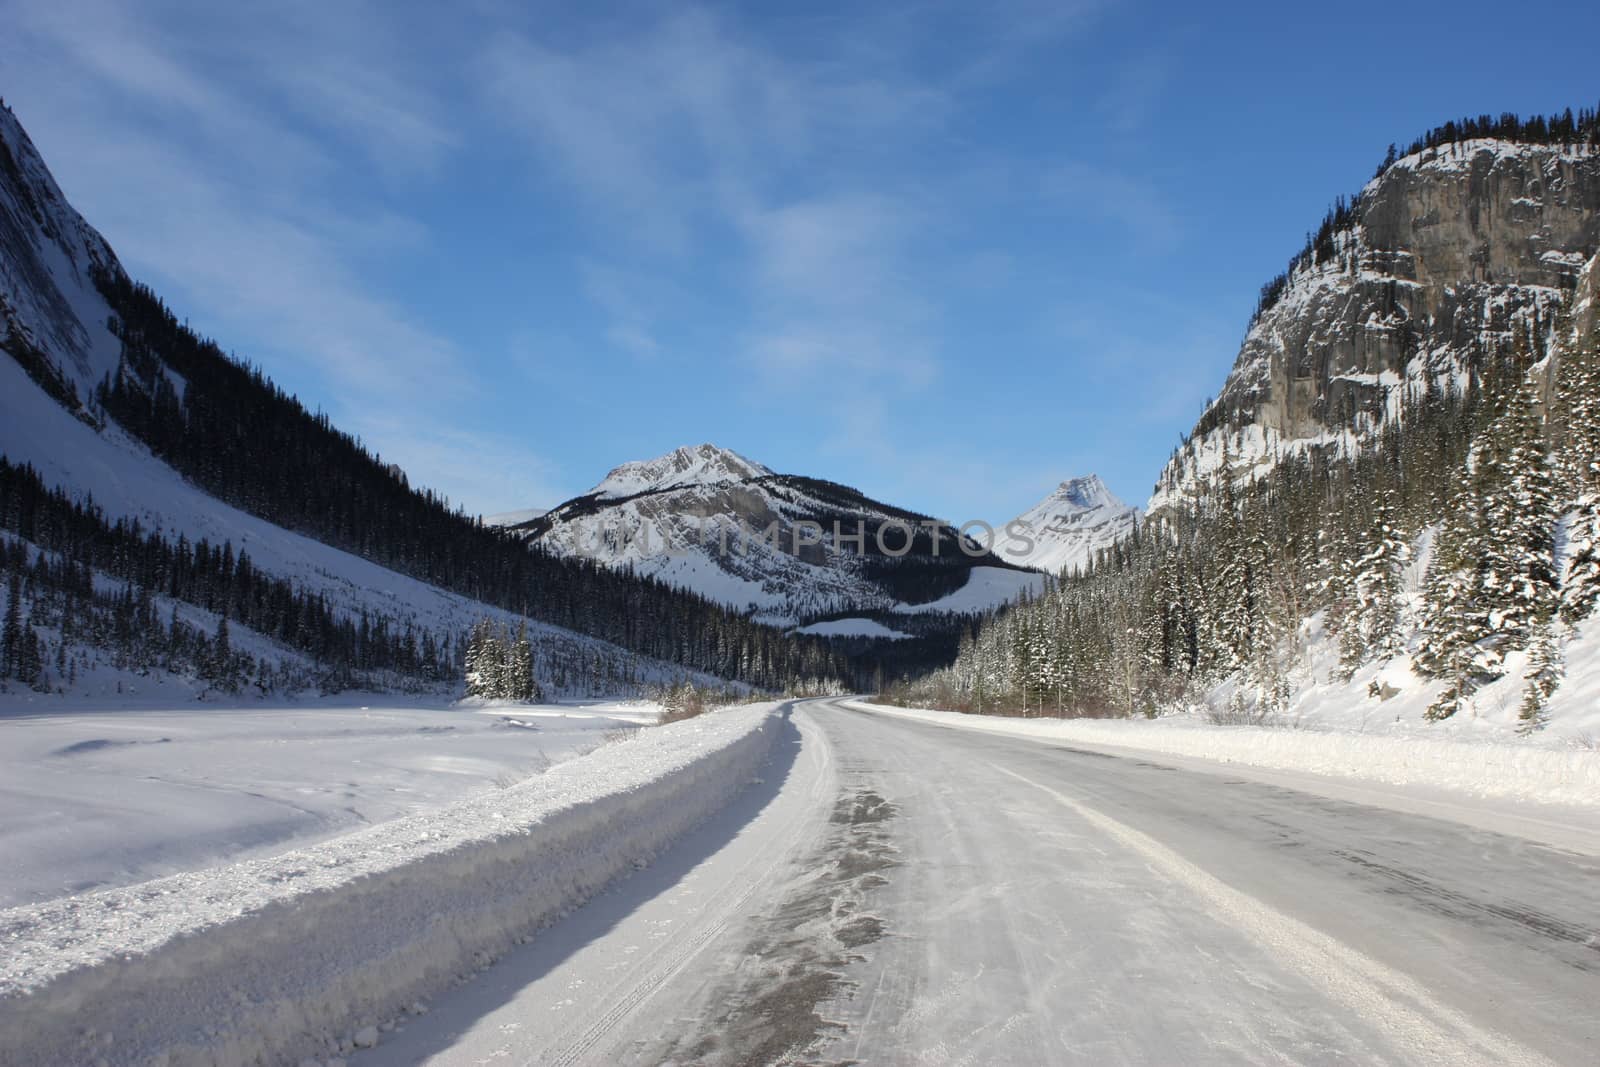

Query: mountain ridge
<box><xmin>513</xmin><ymin>443</ymin><xmax>1044</xmax><ymax>624</ymax></box>
<box><xmin>0</xmin><ymin>101</ymin><xmax>861</xmax><ymax>696</ymax></box>
<box><xmin>1152</xmin><ymin>117</ymin><xmax>1600</xmax><ymax>514</ymax></box>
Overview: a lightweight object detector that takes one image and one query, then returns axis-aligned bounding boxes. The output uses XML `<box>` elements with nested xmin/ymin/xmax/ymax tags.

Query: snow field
<box><xmin>846</xmin><ymin>701</ymin><xmax>1600</xmax><ymax>808</ymax></box>
<box><xmin>891</xmin><ymin>566</ymin><xmax>1046</xmax><ymax>615</ymax></box>
<box><xmin>791</xmin><ymin>617</ymin><xmax>912</xmax><ymax>640</ymax></box>
<box><xmin>0</xmin><ymin>702</ymin><xmax>784</xmax><ymax>1067</ymax></box>
<box><xmin>0</xmin><ymin>700</ymin><xmax>663</xmax><ymax>906</ymax></box>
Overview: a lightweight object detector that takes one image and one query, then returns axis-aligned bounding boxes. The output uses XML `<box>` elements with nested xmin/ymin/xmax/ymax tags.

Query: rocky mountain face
<box><xmin>1002</xmin><ymin>475</ymin><xmax>1138</xmax><ymax>576</ymax></box>
<box><xmin>1152</xmin><ymin>137</ymin><xmax>1600</xmax><ymax>511</ymax></box>
<box><xmin>589</xmin><ymin>444</ymin><xmax>773</xmax><ymax>499</ymax></box>
<box><xmin>0</xmin><ymin>105</ymin><xmax>125</xmax><ymax>410</ymax></box>
<box><xmin>509</xmin><ymin>445</ymin><xmax>1035</xmax><ymax>624</ymax></box>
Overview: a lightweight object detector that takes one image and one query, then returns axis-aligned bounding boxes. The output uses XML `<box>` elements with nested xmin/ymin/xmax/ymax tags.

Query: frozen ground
<box><xmin>355</xmin><ymin>699</ymin><xmax>1600</xmax><ymax>1067</ymax></box>
<box><xmin>0</xmin><ymin>703</ymin><xmax>779</xmax><ymax>1067</ymax></box>
<box><xmin>0</xmin><ymin>698</ymin><xmax>658</xmax><ymax>906</ymax></box>
<box><xmin>3</xmin><ymin>697</ymin><xmax>1595</xmax><ymax>1066</ymax></box>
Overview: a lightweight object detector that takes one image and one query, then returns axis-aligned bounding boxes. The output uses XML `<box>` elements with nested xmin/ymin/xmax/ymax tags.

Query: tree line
<box><xmin>888</xmin><ymin>287</ymin><xmax>1600</xmax><ymax>732</ymax></box>
<box><xmin>1251</xmin><ymin>104</ymin><xmax>1600</xmax><ymax>329</ymax></box>
<box><xmin>82</xmin><ymin>269</ymin><xmax>857</xmax><ymax>692</ymax></box>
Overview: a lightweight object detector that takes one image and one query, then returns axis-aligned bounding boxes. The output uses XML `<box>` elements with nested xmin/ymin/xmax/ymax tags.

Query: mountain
<box><xmin>507</xmin><ymin>444</ymin><xmax>1042</xmax><ymax>624</ymax></box>
<box><xmin>0</xmin><ymin>106</ymin><xmax>123</xmax><ymax>409</ymax></box>
<box><xmin>590</xmin><ymin>444</ymin><xmax>772</xmax><ymax>499</ymax></box>
<box><xmin>0</xmin><ymin>102</ymin><xmax>859</xmax><ymax>698</ymax></box>
<box><xmin>898</xmin><ymin>106</ymin><xmax>1600</xmax><ymax>733</ymax></box>
<box><xmin>1152</xmin><ymin>124</ymin><xmax>1600</xmax><ymax>513</ymax></box>
<box><xmin>1003</xmin><ymin>475</ymin><xmax>1138</xmax><ymax>576</ymax></box>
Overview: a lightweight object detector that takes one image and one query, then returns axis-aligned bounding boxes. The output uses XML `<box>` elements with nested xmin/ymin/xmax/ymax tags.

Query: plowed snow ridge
<box><xmin>0</xmin><ymin>703</ymin><xmax>782</xmax><ymax>1067</ymax></box>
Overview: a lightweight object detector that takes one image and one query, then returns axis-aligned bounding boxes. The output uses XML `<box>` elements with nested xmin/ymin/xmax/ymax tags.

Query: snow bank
<box><xmin>0</xmin><ymin>702</ymin><xmax>783</xmax><ymax>1067</ymax></box>
<box><xmin>847</xmin><ymin>702</ymin><xmax>1600</xmax><ymax>808</ymax></box>
<box><xmin>0</xmin><ymin>700</ymin><xmax>664</xmax><ymax>907</ymax></box>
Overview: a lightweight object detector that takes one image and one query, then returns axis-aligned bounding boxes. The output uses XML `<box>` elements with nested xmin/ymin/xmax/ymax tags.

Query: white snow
<box><xmin>0</xmin><ymin>699</ymin><xmax>659</xmax><ymax>906</ymax></box>
<box><xmin>999</xmin><ymin>474</ymin><xmax>1139</xmax><ymax>575</ymax></box>
<box><xmin>590</xmin><ymin>443</ymin><xmax>772</xmax><ymax>500</ymax></box>
<box><xmin>0</xmin><ymin>701</ymin><xmax>783</xmax><ymax>1067</ymax></box>
<box><xmin>0</xmin><ymin>355</ymin><xmax>706</xmax><ymax>700</ymax></box>
<box><xmin>791</xmin><ymin>618</ymin><xmax>912</xmax><ymax>640</ymax></box>
<box><xmin>1376</xmin><ymin>137</ymin><xmax>1598</xmax><ymax>187</ymax></box>
<box><xmin>848</xmin><ymin>700</ymin><xmax>1600</xmax><ymax>808</ymax></box>
<box><xmin>480</xmin><ymin>508</ymin><xmax>547</xmax><ymax>527</ymax></box>
<box><xmin>893</xmin><ymin>566</ymin><xmax>1047</xmax><ymax>615</ymax></box>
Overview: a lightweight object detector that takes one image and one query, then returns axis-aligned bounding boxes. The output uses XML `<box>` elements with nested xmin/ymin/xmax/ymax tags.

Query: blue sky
<box><xmin>4</xmin><ymin>0</ymin><xmax>1598</xmax><ymax>523</ymax></box>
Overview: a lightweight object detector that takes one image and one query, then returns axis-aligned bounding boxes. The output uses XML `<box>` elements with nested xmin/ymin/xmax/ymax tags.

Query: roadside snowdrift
<box><xmin>848</xmin><ymin>701</ymin><xmax>1600</xmax><ymax>808</ymax></box>
<box><xmin>0</xmin><ymin>702</ymin><xmax>783</xmax><ymax>1067</ymax></box>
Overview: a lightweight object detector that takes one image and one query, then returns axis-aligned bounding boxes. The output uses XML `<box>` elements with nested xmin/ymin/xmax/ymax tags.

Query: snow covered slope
<box><xmin>512</xmin><ymin>444</ymin><xmax>1039</xmax><ymax>624</ymax></box>
<box><xmin>0</xmin><ymin>101</ymin><xmax>718</xmax><ymax>700</ymax></box>
<box><xmin>792</xmin><ymin>617</ymin><xmax>913</xmax><ymax>640</ymax></box>
<box><xmin>1151</xmin><ymin>137</ymin><xmax>1600</xmax><ymax>513</ymax></box>
<box><xmin>1002</xmin><ymin>474</ymin><xmax>1138</xmax><ymax>575</ymax></box>
<box><xmin>892</xmin><ymin>566</ymin><xmax>1047</xmax><ymax>615</ymax></box>
<box><xmin>0</xmin><ymin>346</ymin><xmax>704</xmax><ymax>697</ymax></box>
<box><xmin>482</xmin><ymin>507</ymin><xmax>547</xmax><ymax>527</ymax></box>
<box><xmin>591</xmin><ymin>443</ymin><xmax>772</xmax><ymax>499</ymax></box>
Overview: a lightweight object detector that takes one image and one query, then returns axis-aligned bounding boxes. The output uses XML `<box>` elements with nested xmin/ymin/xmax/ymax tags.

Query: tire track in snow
<box><xmin>544</xmin><ymin>708</ymin><xmax>837</xmax><ymax>1065</ymax></box>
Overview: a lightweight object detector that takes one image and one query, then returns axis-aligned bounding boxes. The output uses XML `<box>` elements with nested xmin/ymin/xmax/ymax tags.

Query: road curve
<box><xmin>365</xmin><ymin>699</ymin><xmax>1600</xmax><ymax>1066</ymax></box>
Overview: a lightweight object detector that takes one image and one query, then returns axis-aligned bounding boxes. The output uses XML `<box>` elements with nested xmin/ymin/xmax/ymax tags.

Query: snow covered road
<box><xmin>364</xmin><ymin>698</ymin><xmax>1600</xmax><ymax>1066</ymax></box>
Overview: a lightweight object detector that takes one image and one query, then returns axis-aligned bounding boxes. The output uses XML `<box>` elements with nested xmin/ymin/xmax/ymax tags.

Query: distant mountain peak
<box><xmin>519</xmin><ymin>444</ymin><xmax>1040</xmax><ymax>623</ymax></box>
<box><xmin>591</xmin><ymin>443</ymin><xmax>773</xmax><ymax>500</ymax></box>
<box><xmin>1054</xmin><ymin>474</ymin><xmax>1117</xmax><ymax>511</ymax></box>
<box><xmin>1003</xmin><ymin>473</ymin><xmax>1138</xmax><ymax>575</ymax></box>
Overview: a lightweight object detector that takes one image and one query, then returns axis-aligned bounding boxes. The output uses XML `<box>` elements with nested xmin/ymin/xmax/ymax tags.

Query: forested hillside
<box><xmin>0</xmin><ymin>101</ymin><xmax>857</xmax><ymax>697</ymax></box>
<box><xmin>891</xmin><ymin>109</ymin><xmax>1600</xmax><ymax>733</ymax></box>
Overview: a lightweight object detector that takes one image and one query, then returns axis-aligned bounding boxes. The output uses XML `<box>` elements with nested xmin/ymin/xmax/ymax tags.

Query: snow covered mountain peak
<box><xmin>592</xmin><ymin>443</ymin><xmax>773</xmax><ymax>500</ymax></box>
<box><xmin>1055</xmin><ymin>474</ymin><xmax>1117</xmax><ymax>511</ymax></box>
<box><xmin>1002</xmin><ymin>474</ymin><xmax>1138</xmax><ymax>576</ymax></box>
<box><xmin>521</xmin><ymin>444</ymin><xmax>1042</xmax><ymax>623</ymax></box>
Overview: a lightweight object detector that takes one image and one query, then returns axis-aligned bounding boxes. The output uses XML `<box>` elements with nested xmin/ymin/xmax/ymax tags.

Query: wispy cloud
<box><xmin>0</xmin><ymin>0</ymin><xmax>537</xmax><ymax>515</ymax></box>
<box><xmin>479</xmin><ymin>7</ymin><xmax>980</xmax><ymax>414</ymax></box>
<box><xmin>0</xmin><ymin>0</ymin><xmax>1156</xmax><ymax>521</ymax></box>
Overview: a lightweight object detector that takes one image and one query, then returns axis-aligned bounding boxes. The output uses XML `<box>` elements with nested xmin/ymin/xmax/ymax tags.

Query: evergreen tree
<box><xmin>1518</xmin><ymin>622</ymin><xmax>1563</xmax><ymax>734</ymax></box>
<box><xmin>464</xmin><ymin>619</ymin><xmax>498</xmax><ymax>698</ymax></box>
<box><xmin>1</xmin><ymin>571</ymin><xmax>21</xmax><ymax>680</ymax></box>
<box><xmin>19</xmin><ymin>627</ymin><xmax>44</xmax><ymax>690</ymax></box>
<box><xmin>1343</xmin><ymin>491</ymin><xmax>1409</xmax><ymax>672</ymax></box>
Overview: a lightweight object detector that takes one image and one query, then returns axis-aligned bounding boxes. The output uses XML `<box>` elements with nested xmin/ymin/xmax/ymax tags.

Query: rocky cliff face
<box><xmin>0</xmin><ymin>104</ymin><xmax>125</xmax><ymax>406</ymax></box>
<box><xmin>1152</xmin><ymin>138</ymin><xmax>1600</xmax><ymax>511</ymax></box>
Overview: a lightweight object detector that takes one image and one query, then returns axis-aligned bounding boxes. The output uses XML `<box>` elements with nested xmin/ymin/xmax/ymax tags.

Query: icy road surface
<box><xmin>362</xmin><ymin>699</ymin><xmax>1600</xmax><ymax>1066</ymax></box>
